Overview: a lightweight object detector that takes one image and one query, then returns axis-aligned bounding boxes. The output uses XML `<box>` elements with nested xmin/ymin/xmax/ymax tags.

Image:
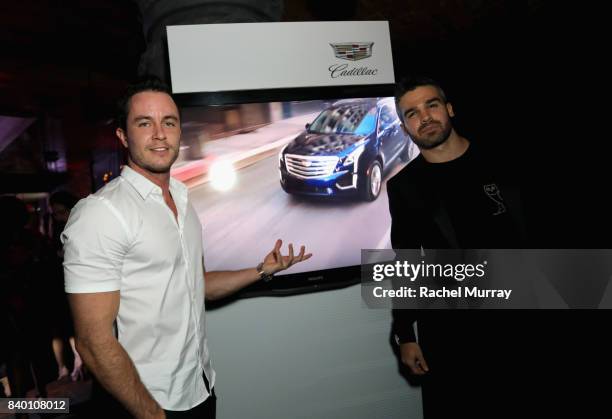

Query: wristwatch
<box><xmin>256</xmin><ymin>262</ymin><xmax>274</xmax><ymax>282</ymax></box>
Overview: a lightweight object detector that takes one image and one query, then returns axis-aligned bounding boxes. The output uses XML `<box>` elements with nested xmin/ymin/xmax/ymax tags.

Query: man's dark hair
<box><xmin>394</xmin><ymin>76</ymin><xmax>448</xmax><ymax>123</ymax></box>
<box><xmin>116</xmin><ymin>76</ymin><xmax>173</xmax><ymax>131</ymax></box>
<box><xmin>50</xmin><ymin>190</ymin><xmax>78</xmax><ymax>210</ymax></box>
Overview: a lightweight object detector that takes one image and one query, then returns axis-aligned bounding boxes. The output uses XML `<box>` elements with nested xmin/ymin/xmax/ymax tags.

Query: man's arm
<box><xmin>69</xmin><ymin>291</ymin><xmax>164</xmax><ymax>419</ymax></box>
<box><xmin>387</xmin><ymin>174</ymin><xmax>430</xmax><ymax>375</ymax></box>
<box><xmin>204</xmin><ymin>268</ymin><xmax>262</xmax><ymax>301</ymax></box>
<box><xmin>205</xmin><ymin>239</ymin><xmax>312</xmax><ymax>301</ymax></box>
<box><xmin>392</xmin><ymin>309</ymin><xmax>429</xmax><ymax>375</ymax></box>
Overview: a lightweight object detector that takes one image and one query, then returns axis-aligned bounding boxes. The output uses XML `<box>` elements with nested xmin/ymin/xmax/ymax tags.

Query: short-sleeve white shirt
<box><xmin>62</xmin><ymin>166</ymin><xmax>215</xmax><ymax>411</ymax></box>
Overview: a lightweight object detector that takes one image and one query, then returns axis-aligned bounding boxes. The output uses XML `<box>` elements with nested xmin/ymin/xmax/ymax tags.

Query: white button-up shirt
<box><xmin>62</xmin><ymin>166</ymin><xmax>215</xmax><ymax>411</ymax></box>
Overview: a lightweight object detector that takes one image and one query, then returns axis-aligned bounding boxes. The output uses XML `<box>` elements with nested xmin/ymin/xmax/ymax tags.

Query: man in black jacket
<box><xmin>387</xmin><ymin>76</ymin><xmax>526</xmax><ymax>418</ymax></box>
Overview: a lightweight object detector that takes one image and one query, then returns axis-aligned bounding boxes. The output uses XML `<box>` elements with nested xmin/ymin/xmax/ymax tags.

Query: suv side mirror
<box><xmin>305</xmin><ymin>123</ymin><xmax>311</xmax><ymax>130</ymax></box>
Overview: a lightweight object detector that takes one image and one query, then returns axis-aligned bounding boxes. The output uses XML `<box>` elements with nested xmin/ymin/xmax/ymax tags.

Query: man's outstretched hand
<box><xmin>262</xmin><ymin>239</ymin><xmax>312</xmax><ymax>275</ymax></box>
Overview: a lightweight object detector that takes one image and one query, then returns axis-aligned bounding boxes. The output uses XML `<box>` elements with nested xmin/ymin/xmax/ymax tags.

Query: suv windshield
<box><xmin>308</xmin><ymin>104</ymin><xmax>376</xmax><ymax>135</ymax></box>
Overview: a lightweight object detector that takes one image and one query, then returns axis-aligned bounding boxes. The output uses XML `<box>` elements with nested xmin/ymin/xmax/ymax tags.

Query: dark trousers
<box><xmin>90</xmin><ymin>373</ymin><xmax>216</xmax><ymax>419</ymax></box>
<box><xmin>416</xmin><ymin>314</ymin><xmax>520</xmax><ymax>418</ymax></box>
<box><xmin>164</xmin><ymin>390</ymin><xmax>216</xmax><ymax>418</ymax></box>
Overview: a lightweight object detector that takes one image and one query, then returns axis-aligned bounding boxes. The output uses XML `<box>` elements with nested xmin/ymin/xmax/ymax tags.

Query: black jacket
<box><xmin>387</xmin><ymin>143</ymin><xmax>527</xmax><ymax>344</ymax></box>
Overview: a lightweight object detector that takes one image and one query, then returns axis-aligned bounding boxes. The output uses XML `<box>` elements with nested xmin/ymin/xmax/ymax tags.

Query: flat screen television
<box><xmin>173</xmin><ymin>85</ymin><xmax>416</xmax><ymax>299</ymax></box>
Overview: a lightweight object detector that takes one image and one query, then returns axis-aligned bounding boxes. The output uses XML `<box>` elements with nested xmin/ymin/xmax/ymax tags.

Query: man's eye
<box><xmin>407</xmin><ymin>112</ymin><xmax>416</xmax><ymax>119</ymax></box>
<box><xmin>165</xmin><ymin>121</ymin><xmax>176</xmax><ymax>127</ymax></box>
<box><xmin>138</xmin><ymin>121</ymin><xmax>150</xmax><ymax>127</ymax></box>
<box><xmin>428</xmin><ymin>103</ymin><xmax>439</xmax><ymax>108</ymax></box>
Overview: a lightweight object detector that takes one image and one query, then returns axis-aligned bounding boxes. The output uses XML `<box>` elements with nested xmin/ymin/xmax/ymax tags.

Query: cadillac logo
<box><xmin>330</xmin><ymin>42</ymin><xmax>374</xmax><ymax>61</ymax></box>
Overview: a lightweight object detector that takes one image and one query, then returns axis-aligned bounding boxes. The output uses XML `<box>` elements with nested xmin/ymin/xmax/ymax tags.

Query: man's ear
<box><xmin>116</xmin><ymin>128</ymin><xmax>129</xmax><ymax>148</ymax></box>
<box><xmin>446</xmin><ymin>102</ymin><xmax>455</xmax><ymax>118</ymax></box>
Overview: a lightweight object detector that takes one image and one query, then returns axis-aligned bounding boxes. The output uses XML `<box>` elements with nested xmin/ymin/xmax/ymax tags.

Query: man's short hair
<box><xmin>50</xmin><ymin>190</ymin><xmax>78</xmax><ymax>210</ymax></box>
<box><xmin>116</xmin><ymin>76</ymin><xmax>174</xmax><ymax>131</ymax></box>
<box><xmin>394</xmin><ymin>75</ymin><xmax>448</xmax><ymax>123</ymax></box>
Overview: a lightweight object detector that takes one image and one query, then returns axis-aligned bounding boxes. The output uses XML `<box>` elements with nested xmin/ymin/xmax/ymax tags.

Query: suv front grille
<box><xmin>285</xmin><ymin>154</ymin><xmax>339</xmax><ymax>179</ymax></box>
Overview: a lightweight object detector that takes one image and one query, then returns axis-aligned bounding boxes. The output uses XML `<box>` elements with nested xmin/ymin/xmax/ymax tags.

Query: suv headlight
<box><xmin>279</xmin><ymin>144</ymin><xmax>289</xmax><ymax>164</ymax></box>
<box><xmin>343</xmin><ymin>144</ymin><xmax>366</xmax><ymax>167</ymax></box>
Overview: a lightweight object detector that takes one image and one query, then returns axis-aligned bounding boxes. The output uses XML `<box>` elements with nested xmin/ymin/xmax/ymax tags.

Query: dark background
<box><xmin>3</xmin><ymin>1</ymin><xmax>578</xmax><ymax>245</ymax></box>
<box><xmin>1</xmin><ymin>0</ymin><xmax>608</xmax><ymax>412</ymax></box>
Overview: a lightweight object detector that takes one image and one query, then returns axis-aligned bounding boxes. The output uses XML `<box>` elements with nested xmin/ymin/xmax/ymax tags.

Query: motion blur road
<box><xmin>189</xmin><ymin>153</ymin><xmax>407</xmax><ymax>275</ymax></box>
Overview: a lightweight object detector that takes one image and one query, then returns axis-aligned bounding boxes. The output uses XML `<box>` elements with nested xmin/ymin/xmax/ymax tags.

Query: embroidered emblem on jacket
<box><xmin>483</xmin><ymin>184</ymin><xmax>507</xmax><ymax>215</ymax></box>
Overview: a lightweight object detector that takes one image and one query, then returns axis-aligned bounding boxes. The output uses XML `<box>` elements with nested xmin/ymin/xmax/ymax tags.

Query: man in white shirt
<box><xmin>62</xmin><ymin>77</ymin><xmax>311</xmax><ymax>419</ymax></box>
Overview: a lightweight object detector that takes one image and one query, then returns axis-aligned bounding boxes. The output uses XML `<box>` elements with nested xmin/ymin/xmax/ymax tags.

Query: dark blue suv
<box><xmin>279</xmin><ymin>98</ymin><xmax>413</xmax><ymax>201</ymax></box>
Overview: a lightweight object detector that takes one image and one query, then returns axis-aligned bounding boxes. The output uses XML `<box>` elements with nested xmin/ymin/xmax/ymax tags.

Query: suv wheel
<box><xmin>361</xmin><ymin>160</ymin><xmax>382</xmax><ymax>201</ymax></box>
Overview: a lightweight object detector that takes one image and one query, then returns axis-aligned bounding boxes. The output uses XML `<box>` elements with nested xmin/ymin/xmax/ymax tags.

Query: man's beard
<box><xmin>410</xmin><ymin>122</ymin><xmax>452</xmax><ymax>150</ymax></box>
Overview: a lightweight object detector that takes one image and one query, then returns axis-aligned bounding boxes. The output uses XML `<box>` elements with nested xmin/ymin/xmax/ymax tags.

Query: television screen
<box><xmin>173</xmin><ymin>95</ymin><xmax>417</xmax><ymax>294</ymax></box>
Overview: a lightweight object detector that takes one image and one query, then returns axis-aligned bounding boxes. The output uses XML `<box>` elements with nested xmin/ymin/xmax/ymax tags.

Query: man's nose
<box><xmin>152</xmin><ymin>122</ymin><xmax>167</xmax><ymax>140</ymax></box>
<box><xmin>420</xmin><ymin>110</ymin><xmax>433</xmax><ymax>124</ymax></box>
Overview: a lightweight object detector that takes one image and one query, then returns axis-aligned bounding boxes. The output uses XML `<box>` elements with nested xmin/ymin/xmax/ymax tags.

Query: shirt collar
<box><xmin>121</xmin><ymin>166</ymin><xmax>187</xmax><ymax>201</ymax></box>
<box><xmin>169</xmin><ymin>174</ymin><xmax>188</xmax><ymax>203</ymax></box>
